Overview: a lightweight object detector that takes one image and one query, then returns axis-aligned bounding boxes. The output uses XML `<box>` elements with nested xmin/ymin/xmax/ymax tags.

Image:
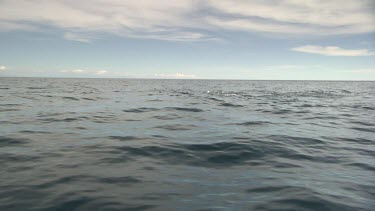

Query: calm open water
<box><xmin>0</xmin><ymin>78</ymin><xmax>374</xmax><ymax>210</ymax></box>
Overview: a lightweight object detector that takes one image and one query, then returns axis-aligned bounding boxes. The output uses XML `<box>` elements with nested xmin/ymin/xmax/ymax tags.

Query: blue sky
<box><xmin>0</xmin><ymin>0</ymin><xmax>374</xmax><ymax>80</ymax></box>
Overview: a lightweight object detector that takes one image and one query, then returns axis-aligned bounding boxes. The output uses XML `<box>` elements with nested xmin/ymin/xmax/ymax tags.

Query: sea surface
<box><xmin>0</xmin><ymin>78</ymin><xmax>374</xmax><ymax>210</ymax></box>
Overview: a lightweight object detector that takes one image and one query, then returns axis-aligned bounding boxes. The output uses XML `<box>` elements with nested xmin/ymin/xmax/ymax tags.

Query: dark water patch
<box><xmin>272</xmin><ymin>109</ymin><xmax>292</xmax><ymax>114</ymax></box>
<box><xmin>362</xmin><ymin>106</ymin><xmax>375</xmax><ymax>110</ymax></box>
<box><xmin>0</xmin><ymin>136</ymin><xmax>30</xmax><ymax>146</ymax></box>
<box><xmin>0</xmin><ymin>108</ymin><xmax>19</xmax><ymax>112</ymax></box>
<box><xmin>344</xmin><ymin>162</ymin><xmax>375</xmax><ymax>171</ymax></box>
<box><xmin>258</xmin><ymin>197</ymin><xmax>357</xmax><ymax>211</ymax></box>
<box><xmin>207</xmin><ymin>97</ymin><xmax>224</xmax><ymax>102</ymax></box>
<box><xmin>175</xmin><ymin>91</ymin><xmax>193</xmax><ymax>96</ymax></box>
<box><xmin>152</xmin><ymin>135</ymin><xmax>169</xmax><ymax>139</ymax></box>
<box><xmin>0</xmin><ymin>103</ymin><xmax>22</xmax><ymax>106</ymax></box>
<box><xmin>110</xmin><ymin>141</ymin><xmax>289</xmax><ymax>168</ymax></box>
<box><xmin>82</xmin><ymin>97</ymin><xmax>96</xmax><ymax>101</ymax></box>
<box><xmin>108</xmin><ymin>136</ymin><xmax>147</xmax><ymax>141</ymax></box>
<box><xmin>184</xmin><ymin>142</ymin><xmax>249</xmax><ymax>151</ymax></box>
<box><xmin>328</xmin><ymin>137</ymin><xmax>373</xmax><ymax>145</ymax></box>
<box><xmin>19</xmin><ymin>130</ymin><xmax>52</xmax><ymax>134</ymax></box>
<box><xmin>303</xmin><ymin>115</ymin><xmax>341</xmax><ymax>120</ymax></box>
<box><xmin>62</xmin><ymin>96</ymin><xmax>80</xmax><ymax>101</ymax></box>
<box><xmin>358</xmin><ymin>149</ymin><xmax>375</xmax><ymax>157</ymax></box>
<box><xmin>246</xmin><ymin>185</ymin><xmax>305</xmax><ymax>194</ymax></box>
<box><xmin>6</xmin><ymin>165</ymin><xmax>35</xmax><ymax>173</ymax></box>
<box><xmin>152</xmin><ymin>114</ymin><xmax>180</xmax><ymax>120</ymax></box>
<box><xmin>35</xmin><ymin>175</ymin><xmax>87</xmax><ymax>189</ymax></box>
<box><xmin>41</xmin><ymin>117</ymin><xmax>88</xmax><ymax>123</ymax></box>
<box><xmin>232</xmin><ymin>137</ymin><xmax>252</xmax><ymax>140</ymax></box>
<box><xmin>236</xmin><ymin>121</ymin><xmax>272</xmax><ymax>126</ymax></box>
<box><xmin>27</xmin><ymin>87</ymin><xmax>46</xmax><ymax>90</ymax></box>
<box><xmin>219</xmin><ymin>102</ymin><xmax>243</xmax><ymax>107</ymax></box>
<box><xmin>135</xmin><ymin>193</ymin><xmax>181</xmax><ymax>201</ymax></box>
<box><xmin>166</xmin><ymin>107</ymin><xmax>204</xmax><ymax>112</ymax></box>
<box><xmin>41</xmin><ymin>196</ymin><xmax>97</xmax><ymax>211</ymax></box>
<box><xmin>350</xmin><ymin>127</ymin><xmax>375</xmax><ymax>133</ymax></box>
<box><xmin>142</xmin><ymin>166</ymin><xmax>156</xmax><ymax>171</ymax></box>
<box><xmin>0</xmin><ymin>154</ymin><xmax>41</xmax><ymax>162</ymax></box>
<box><xmin>341</xmin><ymin>89</ymin><xmax>351</xmax><ymax>93</ymax></box>
<box><xmin>272</xmin><ymin>162</ymin><xmax>301</xmax><ymax>168</ymax></box>
<box><xmin>0</xmin><ymin>188</ymin><xmax>48</xmax><ymax>210</ymax></box>
<box><xmin>155</xmin><ymin>124</ymin><xmax>197</xmax><ymax>131</ymax></box>
<box><xmin>0</xmin><ymin>121</ymin><xmax>17</xmax><ymax>124</ymax></box>
<box><xmin>350</xmin><ymin>121</ymin><xmax>375</xmax><ymax>126</ymax></box>
<box><xmin>93</xmin><ymin>115</ymin><xmax>116</xmax><ymax>119</ymax></box>
<box><xmin>97</xmin><ymin>176</ymin><xmax>141</xmax><ymax>184</ymax></box>
<box><xmin>295</xmin><ymin>110</ymin><xmax>311</xmax><ymax>114</ymax></box>
<box><xmin>147</xmin><ymin>99</ymin><xmax>163</xmax><ymax>102</ymax></box>
<box><xmin>297</xmin><ymin>104</ymin><xmax>314</xmax><ymax>108</ymax></box>
<box><xmin>37</xmin><ymin>112</ymin><xmax>76</xmax><ymax>118</ymax></box>
<box><xmin>123</xmin><ymin>107</ymin><xmax>160</xmax><ymax>113</ymax></box>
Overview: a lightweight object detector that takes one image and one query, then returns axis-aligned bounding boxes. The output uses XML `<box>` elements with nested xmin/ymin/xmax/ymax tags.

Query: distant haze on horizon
<box><xmin>0</xmin><ymin>0</ymin><xmax>374</xmax><ymax>80</ymax></box>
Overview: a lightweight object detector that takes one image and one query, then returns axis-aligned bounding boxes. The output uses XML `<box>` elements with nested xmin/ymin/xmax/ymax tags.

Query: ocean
<box><xmin>0</xmin><ymin>78</ymin><xmax>374</xmax><ymax>210</ymax></box>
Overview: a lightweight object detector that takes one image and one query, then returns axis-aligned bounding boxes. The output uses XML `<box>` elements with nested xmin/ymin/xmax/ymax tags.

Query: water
<box><xmin>0</xmin><ymin>78</ymin><xmax>374</xmax><ymax>210</ymax></box>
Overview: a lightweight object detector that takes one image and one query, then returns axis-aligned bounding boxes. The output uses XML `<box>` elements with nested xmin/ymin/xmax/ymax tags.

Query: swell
<box><xmin>1</xmin><ymin>79</ymin><xmax>374</xmax><ymax>210</ymax></box>
<box><xmin>98</xmin><ymin>140</ymin><xmax>304</xmax><ymax>168</ymax></box>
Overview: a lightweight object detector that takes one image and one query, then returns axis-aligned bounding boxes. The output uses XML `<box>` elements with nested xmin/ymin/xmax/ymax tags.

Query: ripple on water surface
<box><xmin>0</xmin><ymin>79</ymin><xmax>374</xmax><ymax>210</ymax></box>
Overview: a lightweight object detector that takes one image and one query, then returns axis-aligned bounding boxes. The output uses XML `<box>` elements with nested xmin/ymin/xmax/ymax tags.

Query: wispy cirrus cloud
<box><xmin>291</xmin><ymin>45</ymin><xmax>375</xmax><ymax>56</ymax></box>
<box><xmin>0</xmin><ymin>0</ymin><xmax>373</xmax><ymax>42</ymax></box>
<box><xmin>63</xmin><ymin>32</ymin><xmax>95</xmax><ymax>43</ymax></box>
<box><xmin>206</xmin><ymin>0</ymin><xmax>375</xmax><ymax>35</ymax></box>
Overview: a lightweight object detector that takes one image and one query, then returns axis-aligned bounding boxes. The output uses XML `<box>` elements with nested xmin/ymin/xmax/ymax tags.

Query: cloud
<box><xmin>0</xmin><ymin>0</ymin><xmax>374</xmax><ymax>42</ymax></box>
<box><xmin>63</xmin><ymin>32</ymin><xmax>94</xmax><ymax>43</ymax></box>
<box><xmin>61</xmin><ymin>69</ymin><xmax>109</xmax><ymax>75</ymax></box>
<box><xmin>61</xmin><ymin>69</ymin><xmax>86</xmax><ymax>73</ymax></box>
<box><xmin>154</xmin><ymin>73</ymin><xmax>197</xmax><ymax>79</ymax></box>
<box><xmin>95</xmin><ymin>70</ymin><xmax>108</xmax><ymax>75</ymax></box>
<box><xmin>291</xmin><ymin>45</ymin><xmax>375</xmax><ymax>56</ymax></box>
<box><xmin>0</xmin><ymin>65</ymin><xmax>6</xmax><ymax>70</ymax></box>
<box><xmin>206</xmin><ymin>0</ymin><xmax>375</xmax><ymax>35</ymax></box>
<box><xmin>59</xmin><ymin>69</ymin><xmax>196</xmax><ymax>78</ymax></box>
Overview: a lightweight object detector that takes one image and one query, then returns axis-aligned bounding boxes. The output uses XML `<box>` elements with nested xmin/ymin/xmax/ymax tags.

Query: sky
<box><xmin>0</xmin><ymin>0</ymin><xmax>374</xmax><ymax>80</ymax></box>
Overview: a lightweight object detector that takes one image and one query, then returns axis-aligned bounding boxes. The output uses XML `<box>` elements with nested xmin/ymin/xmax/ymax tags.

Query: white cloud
<box><xmin>0</xmin><ymin>21</ymin><xmax>37</xmax><ymax>31</ymax></box>
<box><xmin>95</xmin><ymin>70</ymin><xmax>108</xmax><ymax>75</ymax></box>
<box><xmin>0</xmin><ymin>66</ymin><xmax>6</xmax><ymax>70</ymax></box>
<box><xmin>61</xmin><ymin>69</ymin><xmax>109</xmax><ymax>75</ymax></box>
<box><xmin>291</xmin><ymin>45</ymin><xmax>375</xmax><ymax>56</ymax></box>
<box><xmin>206</xmin><ymin>0</ymin><xmax>375</xmax><ymax>35</ymax></box>
<box><xmin>59</xmin><ymin>69</ymin><xmax>196</xmax><ymax>78</ymax></box>
<box><xmin>61</xmin><ymin>69</ymin><xmax>86</xmax><ymax>73</ymax></box>
<box><xmin>154</xmin><ymin>73</ymin><xmax>197</xmax><ymax>79</ymax></box>
<box><xmin>63</xmin><ymin>32</ymin><xmax>94</xmax><ymax>43</ymax></box>
<box><xmin>0</xmin><ymin>0</ymin><xmax>373</xmax><ymax>41</ymax></box>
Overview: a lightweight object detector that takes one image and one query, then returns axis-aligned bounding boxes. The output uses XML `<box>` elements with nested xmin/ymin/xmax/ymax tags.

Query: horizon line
<box><xmin>0</xmin><ymin>76</ymin><xmax>374</xmax><ymax>82</ymax></box>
